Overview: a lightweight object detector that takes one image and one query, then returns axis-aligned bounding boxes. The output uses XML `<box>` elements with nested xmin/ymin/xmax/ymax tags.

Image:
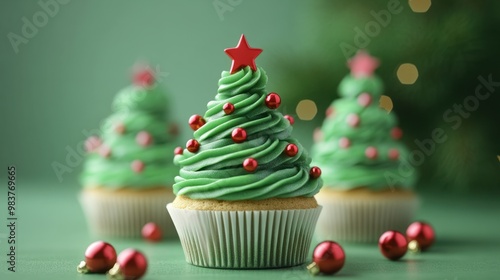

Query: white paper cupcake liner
<box><xmin>79</xmin><ymin>189</ymin><xmax>176</xmax><ymax>238</ymax></box>
<box><xmin>167</xmin><ymin>204</ymin><xmax>322</xmax><ymax>268</ymax></box>
<box><xmin>315</xmin><ymin>194</ymin><xmax>418</xmax><ymax>243</ymax></box>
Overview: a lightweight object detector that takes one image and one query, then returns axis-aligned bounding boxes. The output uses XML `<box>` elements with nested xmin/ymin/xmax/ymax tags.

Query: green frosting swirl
<box><xmin>81</xmin><ymin>84</ymin><xmax>178</xmax><ymax>189</ymax></box>
<box><xmin>173</xmin><ymin>66</ymin><xmax>323</xmax><ymax>200</ymax></box>
<box><xmin>311</xmin><ymin>74</ymin><xmax>416</xmax><ymax>190</ymax></box>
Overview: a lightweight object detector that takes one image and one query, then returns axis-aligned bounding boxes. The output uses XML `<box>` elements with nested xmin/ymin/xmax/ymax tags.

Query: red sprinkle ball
<box><xmin>133</xmin><ymin>69</ymin><xmax>155</xmax><ymax>87</ymax></box>
<box><xmin>391</xmin><ymin>127</ymin><xmax>403</xmax><ymax>140</ymax></box>
<box><xmin>98</xmin><ymin>145</ymin><xmax>111</xmax><ymax>158</ymax></box>
<box><xmin>223</xmin><ymin>103</ymin><xmax>235</xmax><ymax>114</ymax></box>
<box><xmin>243</xmin><ymin>158</ymin><xmax>258</xmax><ymax>172</ymax></box>
<box><xmin>338</xmin><ymin>137</ymin><xmax>350</xmax><ymax>149</ymax></box>
<box><xmin>284</xmin><ymin>115</ymin><xmax>295</xmax><ymax>125</ymax></box>
<box><xmin>136</xmin><ymin>131</ymin><xmax>153</xmax><ymax>146</ymax></box>
<box><xmin>388</xmin><ymin>149</ymin><xmax>399</xmax><ymax>160</ymax></box>
<box><xmin>186</xmin><ymin>139</ymin><xmax>200</xmax><ymax>153</ymax></box>
<box><xmin>189</xmin><ymin>115</ymin><xmax>206</xmax><ymax>131</ymax></box>
<box><xmin>131</xmin><ymin>160</ymin><xmax>145</xmax><ymax>173</ymax></box>
<box><xmin>114</xmin><ymin>123</ymin><xmax>126</xmax><ymax>134</ymax></box>
<box><xmin>284</xmin><ymin>143</ymin><xmax>298</xmax><ymax>157</ymax></box>
<box><xmin>174</xmin><ymin>147</ymin><xmax>183</xmax><ymax>155</ymax></box>
<box><xmin>357</xmin><ymin>92</ymin><xmax>372</xmax><ymax>107</ymax></box>
<box><xmin>346</xmin><ymin>113</ymin><xmax>360</xmax><ymax>127</ymax></box>
<box><xmin>326</xmin><ymin>106</ymin><xmax>334</xmax><ymax>118</ymax></box>
<box><xmin>265</xmin><ymin>92</ymin><xmax>281</xmax><ymax>109</ymax></box>
<box><xmin>310</xmin><ymin>166</ymin><xmax>321</xmax><ymax>179</ymax></box>
<box><xmin>365</xmin><ymin>146</ymin><xmax>378</xmax><ymax>159</ymax></box>
<box><xmin>231</xmin><ymin>128</ymin><xmax>247</xmax><ymax>143</ymax></box>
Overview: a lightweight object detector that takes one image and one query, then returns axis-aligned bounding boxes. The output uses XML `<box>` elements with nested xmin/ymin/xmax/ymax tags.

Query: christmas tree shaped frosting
<box><xmin>81</xmin><ymin>68</ymin><xmax>179</xmax><ymax>188</ymax></box>
<box><xmin>173</xmin><ymin>35</ymin><xmax>323</xmax><ymax>200</ymax></box>
<box><xmin>311</xmin><ymin>51</ymin><xmax>416</xmax><ymax>190</ymax></box>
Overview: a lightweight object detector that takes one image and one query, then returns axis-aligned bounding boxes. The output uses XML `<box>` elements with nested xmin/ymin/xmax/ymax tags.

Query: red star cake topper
<box><xmin>348</xmin><ymin>50</ymin><xmax>380</xmax><ymax>78</ymax></box>
<box><xmin>224</xmin><ymin>34</ymin><xmax>263</xmax><ymax>74</ymax></box>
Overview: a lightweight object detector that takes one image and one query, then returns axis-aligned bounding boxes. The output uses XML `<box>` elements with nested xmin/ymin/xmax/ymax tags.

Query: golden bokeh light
<box><xmin>409</xmin><ymin>0</ymin><xmax>431</xmax><ymax>13</ymax></box>
<box><xmin>296</xmin><ymin>99</ymin><xmax>317</xmax><ymax>121</ymax></box>
<box><xmin>379</xmin><ymin>95</ymin><xmax>394</xmax><ymax>113</ymax></box>
<box><xmin>397</xmin><ymin>63</ymin><xmax>419</xmax><ymax>85</ymax></box>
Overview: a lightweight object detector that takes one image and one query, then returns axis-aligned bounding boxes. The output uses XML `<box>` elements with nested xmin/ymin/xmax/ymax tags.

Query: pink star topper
<box><xmin>347</xmin><ymin>50</ymin><xmax>380</xmax><ymax>78</ymax></box>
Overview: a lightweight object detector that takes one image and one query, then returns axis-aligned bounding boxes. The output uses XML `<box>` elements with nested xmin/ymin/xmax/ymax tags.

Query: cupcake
<box><xmin>80</xmin><ymin>67</ymin><xmax>179</xmax><ymax>238</ymax></box>
<box><xmin>311</xmin><ymin>51</ymin><xmax>418</xmax><ymax>243</ymax></box>
<box><xmin>167</xmin><ymin>35</ymin><xmax>323</xmax><ymax>268</ymax></box>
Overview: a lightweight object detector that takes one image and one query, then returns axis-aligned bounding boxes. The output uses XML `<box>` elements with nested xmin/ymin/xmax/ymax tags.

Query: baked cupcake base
<box><xmin>315</xmin><ymin>187</ymin><xmax>418</xmax><ymax>243</ymax></box>
<box><xmin>167</xmin><ymin>196</ymin><xmax>322</xmax><ymax>268</ymax></box>
<box><xmin>80</xmin><ymin>186</ymin><xmax>176</xmax><ymax>238</ymax></box>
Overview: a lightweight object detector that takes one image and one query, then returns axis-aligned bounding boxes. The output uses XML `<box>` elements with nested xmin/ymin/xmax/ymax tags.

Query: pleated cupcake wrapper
<box><xmin>79</xmin><ymin>190</ymin><xmax>176</xmax><ymax>238</ymax></box>
<box><xmin>167</xmin><ymin>204</ymin><xmax>322</xmax><ymax>268</ymax></box>
<box><xmin>315</xmin><ymin>196</ymin><xmax>418</xmax><ymax>243</ymax></box>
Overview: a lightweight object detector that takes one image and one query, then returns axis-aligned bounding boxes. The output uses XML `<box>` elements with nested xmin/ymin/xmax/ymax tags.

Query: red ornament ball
<box><xmin>133</xmin><ymin>69</ymin><xmax>155</xmax><ymax>87</ymax></box>
<box><xmin>338</xmin><ymin>137</ymin><xmax>350</xmax><ymax>149</ymax></box>
<box><xmin>310</xmin><ymin>166</ymin><xmax>322</xmax><ymax>179</ymax></box>
<box><xmin>115</xmin><ymin>249</ymin><xmax>148</xmax><ymax>280</ymax></box>
<box><xmin>174</xmin><ymin>146</ymin><xmax>183</xmax><ymax>155</ymax></box>
<box><xmin>186</xmin><ymin>139</ymin><xmax>200</xmax><ymax>153</ymax></box>
<box><xmin>136</xmin><ymin>131</ymin><xmax>153</xmax><ymax>146</ymax></box>
<box><xmin>243</xmin><ymin>158</ymin><xmax>258</xmax><ymax>172</ymax></box>
<box><xmin>358</xmin><ymin>92</ymin><xmax>372</xmax><ymax>107</ymax></box>
<box><xmin>284</xmin><ymin>143</ymin><xmax>298</xmax><ymax>157</ymax></box>
<box><xmin>265</xmin><ymin>92</ymin><xmax>281</xmax><ymax>109</ymax></box>
<box><xmin>82</xmin><ymin>241</ymin><xmax>117</xmax><ymax>273</ymax></box>
<box><xmin>388</xmin><ymin>149</ymin><xmax>399</xmax><ymax>160</ymax></box>
<box><xmin>189</xmin><ymin>115</ymin><xmax>206</xmax><ymax>131</ymax></box>
<box><xmin>223</xmin><ymin>102</ymin><xmax>235</xmax><ymax>114</ymax></box>
<box><xmin>346</xmin><ymin>113</ymin><xmax>360</xmax><ymax>127</ymax></box>
<box><xmin>284</xmin><ymin>115</ymin><xmax>295</xmax><ymax>125</ymax></box>
<box><xmin>406</xmin><ymin>221</ymin><xmax>435</xmax><ymax>251</ymax></box>
<box><xmin>310</xmin><ymin>241</ymin><xmax>345</xmax><ymax>275</ymax></box>
<box><xmin>142</xmin><ymin>222</ymin><xmax>162</xmax><ymax>242</ymax></box>
<box><xmin>131</xmin><ymin>160</ymin><xmax>145</xmax><ymax>173</ymax></box>
<box><xmin>365</xmin><ymin>146</ymin><xmax>378</xmax><ymax>159</ymax></box>
<box><xmin>114</xmin><ymin>123</ymin><xmax>126</xmax><ymax>134</ymax></box>
<box><xmin>379</xmin><ymin>230</ymin><xmax>408</xmax><ymax>260</ymax></box>
<box><xmin>391</xmin><ymin>127</ymin><xmax>403</xmax><ymax>140</ymax></box>
<box><xmin>231</xmin><ymin>128</ymin><xmax>247</xmax><ymax>143</ymax></box>
<box><xmin>84</xmin><ymin>136</ymin><xmax>101</xmax><ymax>152</ymax></box>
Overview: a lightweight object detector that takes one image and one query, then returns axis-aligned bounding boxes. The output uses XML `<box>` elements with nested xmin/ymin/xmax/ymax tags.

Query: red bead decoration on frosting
<box><xmin>98</xmin><ymin>145</ymin><xmax>111</xmax><ymax>158</ymax></box>
<box><xmin>265</xmin><ymin>92</ymin><xmax>281</xmax><ymax>109</ymax></box>
<box><xmin>284</xmin><ymin>143</ymin><xmax>298</xmax><ymax>157</ymax></box>
<box><xmin>133</xmin><ymin>69</ymin><xmax>155</xmax><ymax>87</ymax></box>
<box><xmin>309</xmin><ymin>166</ymin><xmax>321</xmax><ymax>179</ymax></box>
<box><xmin>136</xmin><ymin>131</ymin><xmax>152</xmax><ymax>146</ymax></box>
<box><xmin>284</xmin><ymin>115</ymin><xmax>294</xmax><ymax>125</ymax></box>
<box><xmin>358</xmin><ymin>92</ymin><xmax>372</xmax><ymax>107</ymax></box>
<box><xmin>189</xmin><ymin>115</ymin><xmax>206</xmax><ymax>131</ymax></box>
<box><xmin>313</xmin><ymin>128</ymin><xmax>323</xmax><ymax>142</ymax></box>
<box><xmin>142</xmin><ymin>222</ymin><xmax>162</xmax><ymax>242</ymax></box>
<box><xmin>223</xmin><ymin>103</ymin><xmax>235</xmax><ymax>114</ymax></box>
<box><xmin>243</xmin><ymin>158</ymin><xmax>258</xmax><ymax>172</ymax></box>
<box><xmin>174</xmin><ymin>147</ymin><xmax>183</xmax><ymax>155</ymax></box>
<box><xmin>365</xmin><ymin>146</ymin><xmax>378</xmax><ymax>159</ymax></box>
<box><xmin>231</xmin><ymin>128</ymin><xmax>247</xmax><ymax>143</ymax></box>
<box><xmin>339</xmin><ymin>137</ymin><xmax>350</xmax><ymax>149</ymax></box>
<box><xmin>114</xmin><ymin>123</ymin><xmax>126</xmax><ymax>134</ymax></box>
<box><xmin>131</xmin><ymin>160</ymin><xmax>145</xmax><ymax>173</ymax></box>
<box><xmin>379</xmin><ymin>230</ymin><xmax>408</xmax><ymax>260</ymax></box>
<box><xmin>388</xmin><ymin>149</ymin><xmax>399</xmax><ymax>160</ymax></box>
<box><xmin>186</xmin><ymin>139</ymin><xmax>200</xmax><ymax>153</ymax></box>
<box><xmin>346</xmin><ymin>113</ymin><xmax>360</xmax><ymax>127</ymax></box>
<box><xmin>326</xmin><ymin>106</ymin><xmax>334</xmax><ymax>118</ymax></box>
<box><xmin>85</xmin><ymin>136</ymin><xmax>101</xmax><ymax>152</ymax></box>
<box><xmin>391</xmin><ymin>127</ymin><xmax>403</xmax><ymax>140</ymax></box>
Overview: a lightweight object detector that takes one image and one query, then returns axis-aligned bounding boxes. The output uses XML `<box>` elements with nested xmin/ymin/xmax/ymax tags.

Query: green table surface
<box><xmin>1</xmin><ymin>182</ymin><xmax>499</xmax><ymax>280</ymax></box>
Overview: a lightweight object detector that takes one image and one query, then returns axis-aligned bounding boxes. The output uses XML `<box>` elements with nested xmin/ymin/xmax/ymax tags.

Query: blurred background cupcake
<box><xmin>79</xmin><ymin>66</ymin><xmax>179</xmax><ymax>238</ymax></box>
<box><xmin>311</xmin><ymin>51</ymin><xmax>418</xmax><ymax>243</ymax></box>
